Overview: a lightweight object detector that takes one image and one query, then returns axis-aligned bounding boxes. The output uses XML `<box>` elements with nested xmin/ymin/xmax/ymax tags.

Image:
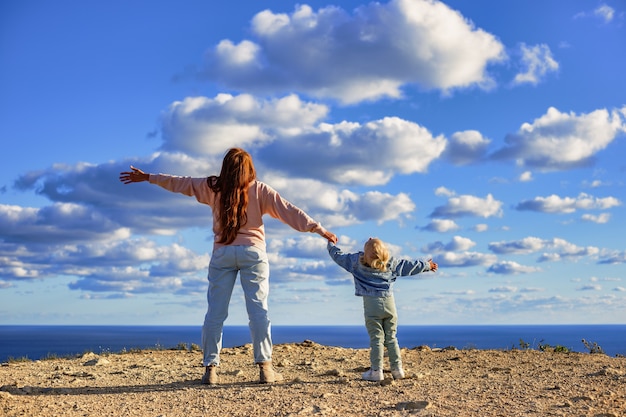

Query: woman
<box><xmin>120</xmin><ymin>148</ymin><xmax>337</xmax><ymax>384</ymax></box>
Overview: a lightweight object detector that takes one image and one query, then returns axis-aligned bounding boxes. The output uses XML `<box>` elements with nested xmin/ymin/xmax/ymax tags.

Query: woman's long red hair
<box><xmin>208</xmin><ymin>148</ymin><xmax>256</xmax><ymax>244</ymax></box>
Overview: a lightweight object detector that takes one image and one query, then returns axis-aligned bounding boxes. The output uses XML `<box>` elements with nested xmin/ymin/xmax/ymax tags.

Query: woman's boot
<box><xmin>258</xmin><ymin>361</ymin><xmax>283</xmax><ymax>383</ymax></box>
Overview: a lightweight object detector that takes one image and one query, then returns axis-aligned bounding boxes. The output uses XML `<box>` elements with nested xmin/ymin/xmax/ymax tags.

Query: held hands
<box><xmin>322</xmin><ymin>231</ymin><xmax>338</xmax><ymax>244</ymax></box>
<box><xmin>119</xmin><ymin>166</ymin><xmax>149</xmax><ymax>184</ymax></box>
<box><xmin>428</xmin><ymin>259</ymin><xmax>438</xmax><ymax>272</ymax></box>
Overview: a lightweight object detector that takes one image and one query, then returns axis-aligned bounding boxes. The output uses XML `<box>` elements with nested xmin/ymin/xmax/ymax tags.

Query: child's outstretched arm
<box><xmin>327</xmin><ymin>241</ymin><xmax>357</xmax><ymax>273</ymax></box>
<box><xmin>392</xmin><ymin>257</ymin><xmax>437</xmax><ymax>276</ymax></box>
<box><xmin>428</xmin><ymin>259</ymin><xmax>438</xmax><ymax>272</ymax></box>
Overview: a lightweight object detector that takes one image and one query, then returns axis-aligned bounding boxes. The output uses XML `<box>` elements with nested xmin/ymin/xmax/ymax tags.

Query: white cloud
<box><xmin>436</xmin><ymin>251</ymin><xmax>497</xmax><ymax>267</ymax></box>
<box><xmin>576</xmin><ymin>284</ymin><xmax>602</xmax><ymax>291</ymax></box>
<box><xmin>581</xmin><ymin>213</ymin><xmax>611</xmax><ymax>224</ymax></box>
<box><xmin>518</xmin><ymin>171</ymin><xmax>533</xmax><ymax>182</ymax></box>
<box><xmin>594</xmin><ymin>5</ymin><xmax>616</xmax><ymax>23</ymax></box>
<box><xmin>513</xmin><ymin>43</ymin><xmax>559</xmax><ymax>85</ymax></box>
<box><xmin>434</xmin><ymin>186</ymin><xmax>456</xmax><ymax>197</ymax></box>
<box><xmin>492</xmin><ymin>106</ymin><xmax>626</xmax><ymax>170</ymax></box>
<box><xmin>489</xmin><ymin>236</ymin><xmax>599</xmax><ymax>262</ymax></box>
<box><xmin>489</xmin><ymin>286</ymin><xmax>518</xmax><ymax>293</ymax></box>
<box><xmin>422</xmin><ymin>219</ymin><xmax>460</xmax><ymax>232</ymax></box>
<box><xmin>0</xmin><ymin>203</ymin><xmax>130</xmax><ymax>244</ymax></box>
<box><xmin>200</xmin><ymin>0</ymin><xmax>505</xmax><ymax>103</ymax></box>
<box><xmin>431</xmin><ymin>193</ymin><xmax>503</xmax><ymax>218</ymax></box>
<box><xmin>487</xmin><ymin>261</ymin><xmax>541</xmax><ymax>275</ymax></box>
<box><xmin>160</xmin><ymin>93</ymin><xmax>328</xmax><ymax>156</ymax></box>
<box><xmin>265</xmin><ymin>175</ymin><xmax>416</xmax><ymax>227</ymax></box>
<box><xmin>515</xmin><ymin>192</ymin><xmax>621</xmax><ymax>214</ymax></box>
<box><xmin>258</xmin><ymin>116</ymin><xmax>446</xmax><ymax>185</ymax></box>
<box><xmin>444</xmin><ymin>130</ymin><xmax>491</xmax><ymax>165</ymax></box>
<box><xmin>0</xmin><ymin>236</ymin><xmax>211</xmax><ymax>296</ymax></box>
<box><xmin>473</xmin><ymin>224</ymin><xmax>488</xmax><ymax>232</ymax></box>
<box><xmin>598</xmin><ymin>250</ymin><xmax>626</xmax><ymax>265</ymax></box>
<box><xmin>488</xmin><ymin>236</ymin><xmax>545</xmax><ymax>254</ymax></box>
<box><xmin>423</xmin><ymin>235</ymin><xmax>476</xmax><ymax>253</ymax></box>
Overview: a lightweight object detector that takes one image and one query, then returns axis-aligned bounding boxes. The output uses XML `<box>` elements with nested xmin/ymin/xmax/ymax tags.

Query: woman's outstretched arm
<box><xmin>119</xmin><ymin>166</ymin><xmax>149</xmax><ymax>184</ymax></box>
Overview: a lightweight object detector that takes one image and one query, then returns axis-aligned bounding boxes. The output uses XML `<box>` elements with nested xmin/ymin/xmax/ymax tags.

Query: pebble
<box><xmin>396</xmin><ymin>401</ymin><xmax>431</xmax><ymax>410</ymax></box>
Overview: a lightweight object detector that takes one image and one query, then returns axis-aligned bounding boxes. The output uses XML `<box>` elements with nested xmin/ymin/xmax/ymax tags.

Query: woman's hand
<box><xmin>119</xmin><ymin>166</ymin><xmax>149</xmax><ymax>184</ymax></box>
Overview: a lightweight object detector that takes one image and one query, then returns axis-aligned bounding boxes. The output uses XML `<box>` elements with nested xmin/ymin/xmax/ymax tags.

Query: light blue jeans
<box><xmin>202</xmin><ymin>245</ymin><xmax>272</xmax><ymax>366</ymax></box>
<box><xmin>363</xmin><ymin>295</ymin><xmax>402</xmax><ymax>370</ymax></box>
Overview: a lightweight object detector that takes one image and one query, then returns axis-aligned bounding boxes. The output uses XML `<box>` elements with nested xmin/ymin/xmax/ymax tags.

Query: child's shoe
<box><xmin>391</xmin><ymin>367</ymin><xmax>405</xmax><ymax>380</ymax></box>
<box><xmin>362</xmin><ymin>368</ymin><xmax>384</xmax><ymax>381</ymax></box>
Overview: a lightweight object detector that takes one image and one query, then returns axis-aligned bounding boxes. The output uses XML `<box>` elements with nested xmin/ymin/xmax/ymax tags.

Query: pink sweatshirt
<box><xmin>149</xmin><ymin>174</ymin><xmax>329</xmax><ymax>251</ymax></box>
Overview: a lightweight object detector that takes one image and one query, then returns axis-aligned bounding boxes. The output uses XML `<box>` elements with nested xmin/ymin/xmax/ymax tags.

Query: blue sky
<box><xmin>1</xmin><ymin>0</ymin><xmax>625</xmax><ymax>326</ymax></box>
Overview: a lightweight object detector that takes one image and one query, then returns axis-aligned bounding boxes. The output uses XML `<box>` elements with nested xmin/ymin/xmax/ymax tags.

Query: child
<box><xmin>327</xmin><ymin>238</ymin><xmax>437</xmax><ymax>381</ymax></box>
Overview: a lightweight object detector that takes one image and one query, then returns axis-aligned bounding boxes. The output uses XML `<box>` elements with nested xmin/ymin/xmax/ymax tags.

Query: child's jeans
<box><xmin>202</xmin><ymin>245</ymin><xmax>272</xmax><ymax>366</ymax></box>
<box><xmin>362</xmin><ymin>294</ymin><xmax>402</xmax><ymax>370</ymax></box>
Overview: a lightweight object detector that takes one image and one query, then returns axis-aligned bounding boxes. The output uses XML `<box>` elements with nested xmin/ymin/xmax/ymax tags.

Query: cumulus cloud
<box><xmin>581</xmin><ymin>213</ymin><xmax>611</xmax><ymax>224</ymax></box>
<box><xmin>491</xmin><ymin>106</ymin><xmax>626</xmax><ymax>170</ymax></box>
<box><xmin>518</xmin><ymin>171</ymin><xmax>533</xmax><ymax>182</ymax></box>
<box><xmin>199</xmin><ymin>0</ymin><xmax>505</xmax><ymax>104</ymax></box>
<box><xmin>265</xmin><ymin>174</ymin><xmax>416</xmax><ymax>227</ymax></box>
<box><xmin>423</xmin><ymin>236</ymin><xmax>476</xmax><ymax>253</ymax></box>
<box><xmin>512</xmin><ymin>43</ymin><xmax>559</xmax><ymax>85</ymax></box>
<box><xmin>436</xmin><ymin>251</ymin><xmax>497</xmax><ymax>268</ymax></box>
<box><xmin>258</xmin><ymin>116</ymin><xmax>446</xmax><ymax>185</ymax></box>
<box><xmin>443</xmin><ymin>130</ymin><xmax>491</xmax><ymax>165</ymax></box>
<box><xmin>515</xmin><ymin>192</ymin><xmax>621</xmax><ymax>214</ymax></box>
<box><xmin>598</xmin><ymin>250</ymin><xmax>626</xmax><ymax>265</ymax></box>
<box><xmin>489</xmin><ymin>286</ymin><xmax>517</xmax><ymax>293</ymax></box>
<box><xmin>430</xmin><ymin>191</ymin><xmax>503</xmax><ymax>218</ymax></box>
<box><xmin>142</xmin><ymin>94</ymin><xmax>450</xmax><ymax>187</ymax></box>
<box><xmin>160</xmin><ymin>94</ymin><xmax>328</xmax><ymax>155</ymax></box>
<box><xmin>489</xmin><ymin>236</ymin><xmax>600</xmax><ymax>262</ymax></box>
<box><xmin>575</xmin><ymin>4</ymin><xmax>617</xmax><ymax>23</ymax></box>
<box><xmin>594</xmin><ymin>4</ymin><xmax>616</xmax><ymax>22</ymax></box>
<box><xmin>473</xmin><ymin>224</ymin><xmax>488</xmax><ymax>232</ymax></box>
<box><xmin>576</xmin><ymin>284</ymin><xmax>602</xmax><ymax>291</ymax></box>
<box><xmin>487</xmin><ymin>261</ymin><xmax>541</xmax><ymax>275</ymax></box>
<box><xmin>0</xmin><ymin>236</ymin><xmax>211</xmax><ymax>297</ymax></box>
<box><xmin>0</xmin><ymin>203</ymin><xmax>129</xmax><ymax>244</ymax></box>
<box><xmin>488</xmin><ymin>236</ymin><xmax>545</xmax><ymax>254</ymax></box>
<box><xmin>421</xmin><ymin>219</ymin><xmax>460</xmax><ymax>232</ymax></box>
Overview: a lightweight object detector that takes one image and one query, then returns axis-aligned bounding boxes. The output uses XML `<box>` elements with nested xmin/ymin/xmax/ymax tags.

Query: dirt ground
<box><xmin>1</xmin><ymin>341</ymin><xmax>625</xmax><ymax>416</ymax></box>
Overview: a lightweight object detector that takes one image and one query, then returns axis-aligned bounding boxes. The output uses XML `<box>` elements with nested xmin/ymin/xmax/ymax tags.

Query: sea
<box><xmin>1</xmin><ymin>324</ymin><xmax>624</xmax><ymax>363</ymax></box>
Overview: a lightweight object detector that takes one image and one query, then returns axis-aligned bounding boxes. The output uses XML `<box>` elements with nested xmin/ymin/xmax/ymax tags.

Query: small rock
<box><xmin>80</xmin><ymin>352</ymin><xmax>98</xmax><ymax>360</ymax></box>
<box><xmin>325</xmin><ymin>369</ymin><xmax>343</xmax><ymax>377</ymax></box>
<box><xmin>397</xmin><ymin>401</ymin><xmax>431</xmax><ymax>411</ymax></box>
<box><xmin>83</xmin><ymin>357</ymin><xmax>110</xmax><ymax>366</ymax></box>
<box><xmin>380</xmin><ymin>377</ymin><xmax>394</xmax><ymax>386</ymax></box>
<box><xmin>571</xmin><ymin>395</ymin><xmax>594</xmax><ymax>402</ymax></box>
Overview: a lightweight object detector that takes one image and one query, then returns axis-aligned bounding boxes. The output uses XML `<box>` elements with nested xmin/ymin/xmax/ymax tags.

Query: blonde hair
<box><xmin>360</xmin><ymin>238</ymin><xmax>390</xmax><ymax>272</ymax></box>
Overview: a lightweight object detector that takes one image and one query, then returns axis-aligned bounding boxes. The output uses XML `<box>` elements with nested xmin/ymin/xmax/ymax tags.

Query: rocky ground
<box><xmin>1</xmin><ymin>340</ymin><xmax>625</xmax><ymax>416</ymax></box>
